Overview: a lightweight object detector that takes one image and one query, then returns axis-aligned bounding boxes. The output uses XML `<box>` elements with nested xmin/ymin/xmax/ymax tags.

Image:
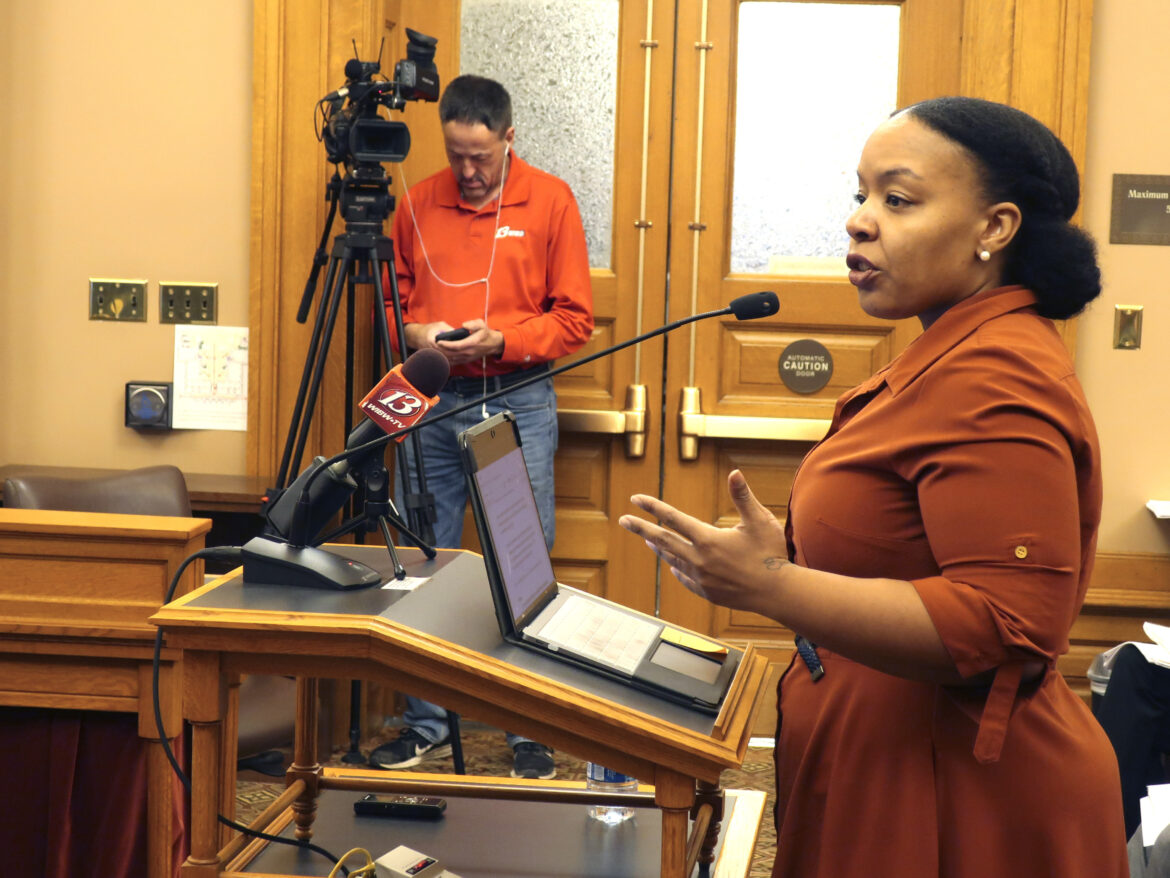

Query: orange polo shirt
<box><xmin>384</xmin><ymin>154</ymin><xmax>593</xmax><ymax>378</ymax></box>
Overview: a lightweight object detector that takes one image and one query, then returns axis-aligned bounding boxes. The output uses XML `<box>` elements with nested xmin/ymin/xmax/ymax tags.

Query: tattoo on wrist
<box><xmin>763</xmin><ymin>557</ymin><xmax>788</xmax><ymax>571</ymax></box>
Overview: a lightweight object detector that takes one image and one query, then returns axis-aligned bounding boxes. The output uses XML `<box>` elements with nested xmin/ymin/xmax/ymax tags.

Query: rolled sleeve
<box><xmin>903</xmin><ymin>356</ymin><xmax>1093</xmax><ymax>677</ymax></box>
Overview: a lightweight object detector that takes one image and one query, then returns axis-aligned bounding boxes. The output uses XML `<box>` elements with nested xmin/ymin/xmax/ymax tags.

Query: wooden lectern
<box><xmin>0</xmin><ymin>507</ymin><xmax>211</xmax><ymax>878</ymax></box>
<box><xmin>151</xmin><ymin>545</ymin><xmax>770</xmax><ymax>878</ymax></box>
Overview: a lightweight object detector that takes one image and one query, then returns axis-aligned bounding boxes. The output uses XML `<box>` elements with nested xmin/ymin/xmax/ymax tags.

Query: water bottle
<box><xmin>586</xmin><ymin>762</ymin><xmax>637</xmax><ymax>824</ymax></box>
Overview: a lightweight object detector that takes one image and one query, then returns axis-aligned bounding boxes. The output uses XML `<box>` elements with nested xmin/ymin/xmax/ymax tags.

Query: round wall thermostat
<box><xmin>125</xmin><ymin>382</ymin><xmax>173</xmax><ymax>429</ymax></box>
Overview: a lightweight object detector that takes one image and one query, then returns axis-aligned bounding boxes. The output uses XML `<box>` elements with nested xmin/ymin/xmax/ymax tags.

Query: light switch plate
<box><xmin>1114</xmin><ymin>304</ymin><xmax>1143</xmax><ymax>349</ymax></box>
<box><xmin>89</xmin><ymin>278</ymin><xmax>147</xmax><ymax>321</ymax></box>
<box><xmin>160</xmin><ymin>282</ymin><xmax>218</xmax><ymax>324</ymax></box>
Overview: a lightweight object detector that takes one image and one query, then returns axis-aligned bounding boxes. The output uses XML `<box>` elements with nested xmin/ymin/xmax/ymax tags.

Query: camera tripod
<box><xmin>272</xmin><ymin>165</ymin><xmax>438</xmax><ymax>555</ymax></box>
<box><xmin>269</xmin><ymin>163</ymin><xmax>465</xmax><ymax>770</ymax></box>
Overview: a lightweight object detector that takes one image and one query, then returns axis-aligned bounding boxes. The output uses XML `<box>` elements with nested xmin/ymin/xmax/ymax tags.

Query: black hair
<box><xmin>439</xmin><ymin>74</ymin><xmax>513</xmax><ymax>137</ymax></box>
<box><xmin>901</xmin><ymin>96</ymin><xmax>1100</xmax><ymax>320</ymax></box>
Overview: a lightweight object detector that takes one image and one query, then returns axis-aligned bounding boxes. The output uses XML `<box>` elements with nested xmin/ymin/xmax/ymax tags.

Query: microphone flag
<box><xmin>358</xmin><ymin>357</ymin><xmax>443</xmax><ymax>438</ymax></box>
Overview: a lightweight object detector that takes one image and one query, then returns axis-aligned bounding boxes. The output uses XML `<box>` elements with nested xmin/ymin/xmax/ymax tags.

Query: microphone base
<box><xmin>241</xmin><ymin>537</ymin><xmax>383</xmax><ymax>590</ymax></box>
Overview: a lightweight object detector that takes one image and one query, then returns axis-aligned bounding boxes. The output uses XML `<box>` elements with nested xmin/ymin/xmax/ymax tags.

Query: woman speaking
<box><xmin>620</xmin><ymin>97</ymin><xmax>1127</xmax><ymax>877</ymax></box>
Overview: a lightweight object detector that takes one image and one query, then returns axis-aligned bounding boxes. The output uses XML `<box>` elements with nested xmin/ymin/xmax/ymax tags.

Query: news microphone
<box><xmin>357</xmin><ymin>347</ymin><xmax>447</xmax><ymax>440</ymax></box>
<box><xmin>244</xmin><ymin>349</ymin><xmax>450</xmax><ymax>589</ymax></box>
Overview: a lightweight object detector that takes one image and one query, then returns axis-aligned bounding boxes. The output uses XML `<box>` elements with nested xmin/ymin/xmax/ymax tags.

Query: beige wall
<box><xmin>2</xmin><ymin>0</ymin><xmax>1168</xmax><ymax>557</ymax></box>
<box><xmin>1079</xmin><ymin>0</ymin><xmax>1170</xmax><ymax>554</ymax></box>
<box><xmin>0</xmin><ymin>0</ymin><xmax>252</xmax><ymax>476</ymax></box>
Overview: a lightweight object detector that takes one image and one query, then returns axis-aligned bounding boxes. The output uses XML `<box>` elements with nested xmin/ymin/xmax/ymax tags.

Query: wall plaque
<box><xmin>779</xmin><ymin>339</ymin><xmax>833</xmax><ymax>394</ymax></box>
<box><xmin>1110</xmin><ymin>174</ymin><xmax>1170</xmax><ymax>245</ymax></box>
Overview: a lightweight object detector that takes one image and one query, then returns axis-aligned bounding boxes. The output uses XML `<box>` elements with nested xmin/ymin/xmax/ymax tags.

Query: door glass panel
<box><xmin>460</xmin><ymin>0</ymin><xmax>620</xmax><ymax>270</ymax></box>
<box><xmin>730</xmin><ymin>1</ymin><xmax>900</xmax><ymax>275</ymax></box>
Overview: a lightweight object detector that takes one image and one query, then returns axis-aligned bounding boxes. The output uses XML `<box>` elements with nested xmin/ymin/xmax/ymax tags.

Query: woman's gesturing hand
<box><xmin>618</xmin><ymin>469</ymin><xmax>789</xmax><ymax>616</ymax></box>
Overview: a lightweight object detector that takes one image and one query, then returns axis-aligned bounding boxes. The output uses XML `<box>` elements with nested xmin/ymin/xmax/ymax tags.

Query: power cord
<box><xmin>151</xmin><ymin>545</ymin><xmax>355</xmax><ymax>874</ymax></box>
<box><xmin>329</xmin><ymin>848</ymin><xmax>376</xmax><ymax>877</ymax></box>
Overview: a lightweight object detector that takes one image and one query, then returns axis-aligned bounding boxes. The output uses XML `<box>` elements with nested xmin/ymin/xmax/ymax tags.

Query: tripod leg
<box><xmin>446</xmin><ymin>711</ymin><xmax>466</xmax><ymax>775</ymax></box>
<box><xmin>289</xmin><ymin>247</ymin><xmax>354</xmax><ymax>480</ymax></box>
<box><xmin>281</xmin><ymin>250</ymin><xmax>352</xmax><ymax>494</ymax></box>
<box><xmin>369</xmin><ymin>243</ymin><xmax>396</xmax><ymax>371</ymax></box>
<box><xmin>297</xmin><ymin>171</ymin><xmax>342</xmax><ymax>324</ymax></box>
<box><xmin>372</xmin><ymin>243</ymin><xmax>438</xmax><ymax>546</ymax></box>
<box><xmin>318</xmin><ymin>509</ymin><xmax>436</xmax><ymax>562</ymax></box>
<box><xmin>341</xmin><ymin>679</ymin><xmax>366</xmax><ymax>764</ymax></box>
<box><xmin>377</xmin><ymin>516</ymin><xmax>407</xmax><ymax>581</ymax></box>
<box><xmin>344</xmin><ymin>269</ymin><xmax>357</xmax><ymax>441</ymax></box>
<box><xmin>275</xmin><ymin>252</ymin><xmax>344</xmax><ymax>490</ymax></box>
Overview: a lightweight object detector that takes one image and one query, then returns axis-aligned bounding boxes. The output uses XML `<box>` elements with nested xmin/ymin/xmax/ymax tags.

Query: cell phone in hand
<box><xmin>353</xmin><ymin>793</ymin><xmax>447</xmax><ymax>819</ymax></box>
<box><xmin>434</xmin><ymin>328</ymin><xmax>470</xmax><ymax>342</ymax></box>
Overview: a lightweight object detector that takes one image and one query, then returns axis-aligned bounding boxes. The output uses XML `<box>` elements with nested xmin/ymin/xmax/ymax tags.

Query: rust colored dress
<box><xmin>774</xmin><ymin>286</ymin><xmax>1127</xmax><ymax>877</ymax></box>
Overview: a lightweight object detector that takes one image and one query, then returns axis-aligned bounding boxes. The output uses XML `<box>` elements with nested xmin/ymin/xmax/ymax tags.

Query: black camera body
<box><xmin>321</xmin><ymin>28</ymin><xmax>439</xmax><ymax>168</ymax></box>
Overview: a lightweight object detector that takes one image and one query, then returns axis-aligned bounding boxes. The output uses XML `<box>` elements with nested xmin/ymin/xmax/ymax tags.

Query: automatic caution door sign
<box><xmin>779</xmin><ymin>339</ymin><xmax>833</xmax><ymax>394</ymax></box>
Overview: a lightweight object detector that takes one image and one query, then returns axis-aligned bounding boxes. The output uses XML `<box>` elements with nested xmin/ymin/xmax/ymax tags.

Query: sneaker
<box><xmin>369</xmin><ymin>728</ymin><xmax>452</xmax><ymax>770</ymax></box>
<box><xmin>511</xmin><ymin>742</ymin><xmax>556</xmax><ymax>780</ymax></box>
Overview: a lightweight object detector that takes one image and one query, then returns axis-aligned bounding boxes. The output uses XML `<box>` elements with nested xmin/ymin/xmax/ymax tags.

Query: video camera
<box><xmin>318</xmin><ymin>28</ymin><xmax>439</xmax><ymax>167</ymax></box>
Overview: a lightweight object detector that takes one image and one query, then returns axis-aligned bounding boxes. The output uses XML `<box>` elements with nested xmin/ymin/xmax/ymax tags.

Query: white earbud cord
<box><xmin>399</xmin><ymin>146</ymin><xmax>510</xmax><ymax>416</ymax></box>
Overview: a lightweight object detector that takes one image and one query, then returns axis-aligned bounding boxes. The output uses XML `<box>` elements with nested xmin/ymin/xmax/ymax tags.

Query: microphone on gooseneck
<box><xmin>344</xmin><ymin>58</ymin><xmax>366</xmax><ymax>80</ymax></box>
<box><xmin>332</xmin><ymin>290</ymin><xmax>781</xmax><ymax>459</ymax></box>
<box><xmin>728</xmin><ymin>290</ymin><xmax>780</xmax><ymax>321</ymax></box>
<box><xmin>290</xmin><ymin>295</ymin><xmax>776</xmax><ymax>527</ymax></box>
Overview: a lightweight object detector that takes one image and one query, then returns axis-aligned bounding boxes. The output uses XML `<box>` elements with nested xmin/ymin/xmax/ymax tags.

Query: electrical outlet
<box><xmin>89</xmin><ymin>279</ymin><xmax>148</xmax><ymax>321</ymax></box>
<box><xmin>160</xmin><ymin>282</ymin><xmax>218</xmax><ymax>324</ymax></box>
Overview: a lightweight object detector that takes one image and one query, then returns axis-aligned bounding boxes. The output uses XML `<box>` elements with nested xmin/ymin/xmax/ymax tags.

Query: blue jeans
<box><xmin>394</xmin><ymin>376</ymin><xmax>558</xmax><ymax>747</ymax></box>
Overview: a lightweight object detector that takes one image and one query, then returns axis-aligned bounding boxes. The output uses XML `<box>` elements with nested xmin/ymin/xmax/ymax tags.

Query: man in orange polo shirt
<box><xmin>371</xmin><ymin>74</ymin><xmax>593</xmax><ymax>780</ymax></box>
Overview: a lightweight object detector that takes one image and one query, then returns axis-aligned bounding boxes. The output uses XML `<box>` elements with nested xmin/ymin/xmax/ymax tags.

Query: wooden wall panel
<box><xmin>959</xmin><ymin>0</ymin><xmax>1094</xmax><ymax>354</ymax></box>
<box><xmin>897</xmin><ymin>0</ymin><xmax>963</xmax><ymax>104</ymax></box>
<box><xmin>1012</xmin><ymin>0</ymin><xmax>1067</xmax><ymax>124</ymax></box>
<box><xmin>960</xmin><ymin>0</ymin><xmax>1016</xmax><ymax>102</ymax></box>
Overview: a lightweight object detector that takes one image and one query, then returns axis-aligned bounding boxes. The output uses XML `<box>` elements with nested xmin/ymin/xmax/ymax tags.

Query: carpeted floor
<box><xmin>236</xmin><ymin>726</ymin><xmax>777</xmax><ymax>877</ymax></box>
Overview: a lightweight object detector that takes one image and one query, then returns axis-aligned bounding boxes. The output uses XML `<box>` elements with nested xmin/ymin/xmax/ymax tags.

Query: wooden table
<box><xmin>151</xmin><ymin>545</ymin><xmax>770</xmax><ymax>878</ymax></box>
<box><xmin>0</xmin><ymin>507</ymin><xmax>212</xmax><ymax>878</ymax></box>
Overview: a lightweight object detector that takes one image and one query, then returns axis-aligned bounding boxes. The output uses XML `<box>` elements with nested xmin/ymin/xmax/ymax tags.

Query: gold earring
<box><xmin>978</xmin><ymin>249</ymin><xmax>991</xmax><ymax>262</ymax></box>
